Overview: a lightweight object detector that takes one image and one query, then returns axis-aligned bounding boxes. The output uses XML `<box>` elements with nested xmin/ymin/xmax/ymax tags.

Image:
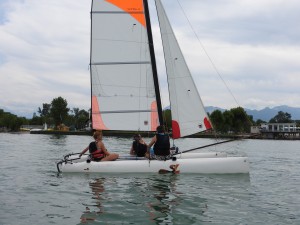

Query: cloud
<box><xmin>0</xmin><ymin>0</ymin><xmax>91</xmax><ymax>117</ymax></box>
<box><xmin>159</xmin><ymin>0</ymin><xmax>300</xmax><ymax>109</ymax></box>
<box><xmin>0</xmin><ymin>0</ymin><xmax>300</xmax><ymax>118</ymax></box>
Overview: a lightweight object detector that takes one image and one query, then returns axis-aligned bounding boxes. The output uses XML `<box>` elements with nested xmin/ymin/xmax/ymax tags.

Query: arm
<box><xmin>130</xmin><ymin>143</ymin><xmax>135</xmax><ymax>155</ymax></box>
<box><xmin>147</xmin><ymin>136</ymin><xmax>156</xmax><ymax>152</ymax></box>
<box><xmin>140</xmin><ymin>138</ymin><xmax>147</xmax><ymax>145</ymax></box>
<box><xmin>98</xmin><ymin>141</ymin><xmax>110</xmax><ymax>156</ymax></box>
<box><xmin>79</xmin><ymin>146</ymin><xmax>89</xmax><ymax>157</ymax></box>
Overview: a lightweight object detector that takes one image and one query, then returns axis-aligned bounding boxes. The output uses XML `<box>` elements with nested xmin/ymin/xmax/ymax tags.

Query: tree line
<box><xmin>0</xmin><ymin>109</ymin><xmax>28</xmax><ymax>131</ymax></box>
<box><xmin>162</xmin><ymin>107</ymin><xmax>299</xmax><ymax>134</ymax></box>
<box><xmin>1</xmin><ymin>96</ymin><xmax>299</xmax><ymax>132</ymax></box>
<box><xmin>0</xmin><ymin>97</ymin><xmax>90</xmax><ymax>131</ymax></box>
<box><xmin>163</xmin><ymin>107</ymin><xmax>253</xmax><ymax>134</ymax></box>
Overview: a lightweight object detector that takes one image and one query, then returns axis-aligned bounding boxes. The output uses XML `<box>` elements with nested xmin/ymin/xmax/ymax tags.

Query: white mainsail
<box><xmin>90</xmin><ymin>0</ymin><xmax>159</xmax><ymax>131</ymax></box>
<box><xmin>155</xmin><ymin>0</ymin><xmax>212</xmax><ymax>138</ymax></box>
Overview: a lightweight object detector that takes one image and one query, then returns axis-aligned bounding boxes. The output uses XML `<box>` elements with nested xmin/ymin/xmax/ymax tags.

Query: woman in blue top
<box><xmin>147</xmin><ymin>125</ymin><xmax>171</xmax><ymax>160</ymax></box>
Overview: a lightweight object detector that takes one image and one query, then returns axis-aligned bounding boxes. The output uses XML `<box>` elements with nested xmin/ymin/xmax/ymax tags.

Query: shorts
<box><xmin>151</xmin><ymin>154</ymin><xmax>171</xmax><ymax>161</ymax></box>
<box><xmin>149</xmin><ymin>147</ymin><xmax>171</xmax><ymax>160</ymax></box>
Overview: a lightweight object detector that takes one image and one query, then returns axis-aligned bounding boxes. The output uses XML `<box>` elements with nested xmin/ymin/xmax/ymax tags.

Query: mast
<box><xmin>143</xmin><ymin>0</ymin><xmax>164</xmax><ymax>126</ymax></box>
<box><xmin>89</xmin><ymin>0</ymin><xmax>94</xmax><ymax>129</ymax></box>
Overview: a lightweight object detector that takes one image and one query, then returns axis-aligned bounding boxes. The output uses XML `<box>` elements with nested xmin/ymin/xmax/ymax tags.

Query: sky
<box><xmin>0</xmin><ymin>0</ymin><xmax>300</xmax><ymax>118</ymax></box>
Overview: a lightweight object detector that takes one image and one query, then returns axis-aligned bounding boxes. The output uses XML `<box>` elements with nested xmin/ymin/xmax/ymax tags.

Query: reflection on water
<box><xmin>2</xmin><ymin>133</ymin><xmax>298</xmax><ymax>224</ymax></box>
<box><xmin>75</xmin><ymin>173</ymin><xmax>236</xmax><ymax>224</ymax></box>
<box><xmin>80</xmin><ymin>178</ymin><xmax>105</xmax><ymax>223</ymax></box>
<box><xmin>77</xmin><ymin>174</ymin><xmax>188</xmax><ymax>224</ymax></box>
<box><xmin>147</xmin><ymin>174</ymin><xmax>181</xmax><ymax>224</ymax></box>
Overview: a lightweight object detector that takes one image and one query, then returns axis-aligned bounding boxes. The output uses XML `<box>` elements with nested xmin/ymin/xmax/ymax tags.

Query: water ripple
<box><xmin>0</xmin><ymin>135</ymin><xmax>300</xmax><ymax>224</ymax></box>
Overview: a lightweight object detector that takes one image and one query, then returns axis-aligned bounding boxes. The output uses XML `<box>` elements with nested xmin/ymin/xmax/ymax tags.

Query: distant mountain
<box><xmin>205</xmin><ymin>106</ymin><xmax>226</xmax><ymax>114</ymax></box>
<box><xmin>245</xmin><ymin>105</ymin><xmax>300</xmax><ymax>121</ymax></box>
<box><xmin>205</xmin><ymin>105</ymin><xmax>300</xmax><ymax>121</ymax></box>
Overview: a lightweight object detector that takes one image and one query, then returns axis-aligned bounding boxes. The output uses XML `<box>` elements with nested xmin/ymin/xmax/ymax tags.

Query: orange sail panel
<box><xmin>151</xmin><ymin>101</ymin><xmax>159</xmax><ymax>131</ymax></box>
<box><xmin>92</xmin><ymin>95</ymin><xmax>109</xmax><ymax>130</ymax></box>
<box><xmin>105</xmin><ymin>0</ymin><xmax>146</xmax><ymax>27</ymax></box>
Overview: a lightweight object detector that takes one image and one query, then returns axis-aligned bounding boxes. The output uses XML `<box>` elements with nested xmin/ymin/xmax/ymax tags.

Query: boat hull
<box><xmin>65</xmin><ymin>152</ymin><xmax>228</xmax><ymax>162</ymax></box>
<box><xmin>58</xmin><ymin>156</ymin><xmax>249</xmax><ymax>174</ymax></box>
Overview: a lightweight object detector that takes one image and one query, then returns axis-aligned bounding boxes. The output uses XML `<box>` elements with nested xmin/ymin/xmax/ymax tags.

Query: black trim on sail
<box><xmin>143</xmin><ymin>0</ymin><xmax>164</xmax><ymax>126</ymax></box>
<box><xmin>91</xmin><ymin>61</ymin><xmax>151</xmax><ymax>66</ymax></box>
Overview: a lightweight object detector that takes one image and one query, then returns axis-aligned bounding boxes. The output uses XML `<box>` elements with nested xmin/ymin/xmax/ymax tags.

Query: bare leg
<box><xmin>101</xmin><ymin>153</ymin><xmax>119</xmax><ymax>161</ymax></box>
<box><xmin>170</xmin><ymin>164</ymin><xmax>180</xmax><ymax>174</ymax></box>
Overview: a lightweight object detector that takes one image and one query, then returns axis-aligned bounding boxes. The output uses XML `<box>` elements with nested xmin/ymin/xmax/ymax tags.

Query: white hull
<box><xmin>65</xmin><ymin>152</ymin><xmax>228</xmax><ymax>162</ymax></box>
<box><xmin>174</xmin><ymin>152</ymin><xmax>227</xmax><ymax>159</ymax></box>
<box><xmin>57</xmin><ymin>155</ymin><xmax>249</xmax><ymax>174</ymax></box>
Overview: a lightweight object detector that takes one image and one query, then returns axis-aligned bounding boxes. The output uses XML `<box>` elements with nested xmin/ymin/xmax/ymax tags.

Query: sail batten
<box><xmin>92</xmin><ymin>11</ymin><xmax>144</xmax><ymax>14</ymax></box>
<box><xmin>96</xmin><ymin>109</ymin><xmax>157</xmax><ymax>114</ymax></box>
<box><xmin>91</xmin><ymin>61</ymin><xmax>151</xmax><ymax>65</ymax></box>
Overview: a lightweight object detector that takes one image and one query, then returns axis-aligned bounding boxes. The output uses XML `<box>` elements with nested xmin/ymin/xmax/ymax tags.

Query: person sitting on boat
<box><xmin>147</xmin><ymin>125</ymin><xmax>171</xmax><ymax>160</ymax></box>
<box><xmin>130</xmin><ymin>134</ymin><xmax>147</xmax><ymax>157</ymax></box>
<box><xmin>79</xmin><ymin>130</ymin><xmax>119</xmax><ymax>161</ymax></box>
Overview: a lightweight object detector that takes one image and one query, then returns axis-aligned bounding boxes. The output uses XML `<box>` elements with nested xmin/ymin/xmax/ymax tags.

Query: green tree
<box><xmin>0</xmin><ymin>109</ymin><xmax>28</xmax><ymax>131</ymax></box>
<box><xmin>269</xmin><ymin>111</ymin><xmax>292</xmax><ymax>123</ymax></box>
<box><xmin>38</xmin><ymin>103</ymin><xmax>51</xmax><ymax>124</ymax></box>
<box><xmin>223</xmin><ymin>110</ymin><xmax>234</xmax><ymax>133</ymax></box>
<box><xmin>163</xmin><ymin>109</ymin><xmax>172</xmax><ymax>131</ymax></box>
<box><xmin>76</xmin><ymin>109</ymin><xmax>89</xmax><ymax>129</ymax></box>
<box><xmin>209</xmin><ymin>110</ymin><xmax>224</xmax><ymax>132</ymax></box>
<box><xmin>30</xmin><ymin>112</ymin><xmax>43</xmax><ymax>125</ymax></box>
<box><xmin>230</xmin><ymin>107</ymin><xmax>252</xmax><ymax>133</ymax></box>
<box><xmin>38</xmin><ymin>103</ymin><xmax>51</xmax><ymax>117</ymax></box>
<box><xmin>68</xmin><ymin>108</ymin><xmax>89</xmax><ymax>130</ymax></box>
<box><xmin>255</xmin><ymin>119</ymin><xmax>266</xmax><ymax>126</ymax></box>
<box><xmin>50</xmin><ymin>97</ymin><xmax>70</xmax><ymax>127</ymax></box>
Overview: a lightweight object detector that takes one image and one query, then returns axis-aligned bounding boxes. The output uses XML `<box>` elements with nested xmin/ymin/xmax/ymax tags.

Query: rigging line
<box><xmin>176</xmin><ymin>0</ymin><xmax>239</xmax><ymax>107</ymax></box>
<box><xmin>178</xmin><ymin>133</ymin><xmax>260</xmax><ymax>154</ymax></box>
<box><xmin>178</xmin><ymin>139</ymin><xmax>236</xmax><ymax>154</ymax></box>
<box><xmin>91</xmin><ymin>63</ymin><xmax>108</xmax><ymax>97</ymax></box>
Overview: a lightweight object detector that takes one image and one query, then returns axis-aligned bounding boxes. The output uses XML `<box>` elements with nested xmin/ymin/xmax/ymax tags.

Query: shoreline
<box><xmin>28</xmin><ymin>130</ymin><xmax>244</xmax><ymax>139</ymax></box>
<box><xmin>1</xmin><ymin>130</ymin><xmax>297</xmax><ymax>140</ymax></box>
<box><xmin>26</xmin><ymin>130</ymin><xmax>300</xmax><ymax>140</ymax></box>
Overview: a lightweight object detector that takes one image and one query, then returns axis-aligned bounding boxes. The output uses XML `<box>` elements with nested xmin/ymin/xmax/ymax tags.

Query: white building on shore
<box><xmin>251</xmin><ymin>122</ymin><xmax>300</xmax><ymax>139</ymax></box>
<box><xmin>260</xmin><ymin>123</ymin><xmax>298</xmax><ymax>132</ymax></box>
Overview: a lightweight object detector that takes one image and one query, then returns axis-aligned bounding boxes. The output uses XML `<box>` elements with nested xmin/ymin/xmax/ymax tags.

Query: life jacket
<box><xmin>89</xmin><ymin>141</ymin><xmax>105</xmax><ymax>160</ymax></box>
<box><xmin>154</xmin><ymin>133</ymin><xmax>170</xmax><ymax>156</ymax></box>
<box><xmin>132</xmin><ymin>141</ymin><xmax>147</xmax><ymax>157</ymax></box>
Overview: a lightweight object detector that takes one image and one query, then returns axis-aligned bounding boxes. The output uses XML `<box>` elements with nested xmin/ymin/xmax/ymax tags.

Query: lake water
<box><xmin>0</xmin><ymin>133</ymin><xmax>299</xmax><ymax>225</ymax></box>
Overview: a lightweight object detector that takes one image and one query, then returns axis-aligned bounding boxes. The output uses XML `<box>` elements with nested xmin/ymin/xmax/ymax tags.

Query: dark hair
<box><xmin>133</xmin><ymin>134</ymin><xmax>141</xmax><ymax>140</ymax></box>
<box><xmin>156</xmin><ymin>125</ymin><xmax>165</xmax><ymax>133</ymax></box>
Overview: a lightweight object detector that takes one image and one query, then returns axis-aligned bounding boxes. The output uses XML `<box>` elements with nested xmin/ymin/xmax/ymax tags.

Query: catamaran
<box><xmin>57</xmin><ymin>0</ymin><xmax>249</xmax><ymax>174</ymax></box>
